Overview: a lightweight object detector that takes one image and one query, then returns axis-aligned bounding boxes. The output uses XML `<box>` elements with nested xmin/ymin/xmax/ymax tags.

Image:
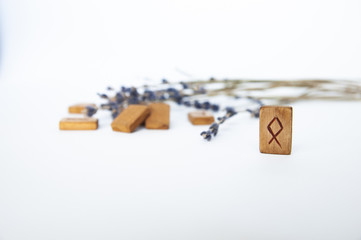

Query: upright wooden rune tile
<box><xmin>259</xmin><ymin>106</ymin><xmax>292</xmax><ymax>155</ymax></box>
<box><xmin>111</xmin><ymin>105</ymin><xmax>150</xmax><ymax>133</ymax></box>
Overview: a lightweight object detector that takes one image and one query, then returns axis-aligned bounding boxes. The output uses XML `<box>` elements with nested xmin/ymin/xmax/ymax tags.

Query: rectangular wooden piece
<box><xmin>188</xmin><ymin>111</ymin><xmax>215</xmax><ymax>125</ymax></box>
<box><xmin>259</xmin><ymin>106</ymin><xmax>292</xmax><ymax>155</ymax></box>
<box><xmin>69</xmin><ymin>103</ymin><xmax>97</xmax><ymax>114</ymax></box>
<box><xmin>59</xmin><ymin>118</ymin><xmax>98</xmax><ymax>130</ymax></box>
<box><xmin>145</xmin><ymin>103</ymin><xmax>170</xmax><ymax>129</ymax></box>
<box><xmin>111</xmin><ymin>105</ymin><xmax>150</xmax><ymax>133</ymax></box>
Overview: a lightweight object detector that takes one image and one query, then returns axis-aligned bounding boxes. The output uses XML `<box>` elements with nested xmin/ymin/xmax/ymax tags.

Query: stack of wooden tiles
<box><xmin>59</xmin><ymin>103</ymin><xmax>98</xmax><ymax>130</ymax></box>
<box><xmin>111</xmin><ymin>103</ymin><xmax>171</xmax><ymax>132</ymax></box>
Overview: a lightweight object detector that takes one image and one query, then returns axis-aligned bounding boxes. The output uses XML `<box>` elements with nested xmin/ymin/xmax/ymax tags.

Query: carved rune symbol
<box><xmin>267</xmin><ymin>117</ymin><xmax>283</xmax><ymax>148</ymax></box>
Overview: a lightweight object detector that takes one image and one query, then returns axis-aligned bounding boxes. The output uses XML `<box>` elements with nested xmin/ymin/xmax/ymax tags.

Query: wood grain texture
<box><xmin>59</xmin><ymin>118</ymin><xmax>98</xmax><ymax>130</ymax></box>
<box><xmin>111</xmin><ymin>105</ymin><xmax>150</xmax><ymax>133</ymax></box>
<box><xmin>259</xmin><ymin>106</ymin><xmax>292</xmax><ymax>155</ymax></box>
<box><xmin>188</xmin><ymin>111</ymin><xmax>215</xmax><ymax>125</ymax></box>
<box><xmin>68</xmin><ymin>103</ymin><xmax>97</xmax><ymax>114</ymax></box>
<box><xmin>145</xmin><ymin>103</ymin><xmax>170</xmax><ymax>129</ymax></box>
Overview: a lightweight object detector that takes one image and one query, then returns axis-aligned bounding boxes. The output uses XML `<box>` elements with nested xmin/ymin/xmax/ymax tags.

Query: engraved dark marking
<box><xmin>267</xmin><ymin>117</ymin><xmax>283</xmax><ymax>148</ymax></box>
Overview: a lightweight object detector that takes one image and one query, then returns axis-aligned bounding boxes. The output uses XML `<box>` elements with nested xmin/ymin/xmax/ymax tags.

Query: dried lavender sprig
<box><xmin>131</xmin><ymin>78</ymin><xmax>361</xmax><ymax>102</ymax></box>
<box><xmin>246</xmin><ymin>108</ymin><xmax>260</xmax><ymax>118</ymax></box>
<box><xmin>96</xmin><ymin>82</ymin><xmax>221</xmax><ymax>118</ymax></box>
<box><xmin>200</xmin><ymin>107</ymin><xmax>238</xmax><ymax>141</ymax></box>
<box><xmin>93</xmin><ymin>78</ymin><xmax>361</xmax><ymax>132</ymax></box>
<box><xmin>148</xmin><ymin>78</ymin><xmax>361</xmax><ymax>104</ymax></box>
<box><xmin>97</xmin><ymin>79</ymin><xmax>266</xmax><ymax>120</ymax></box>
<box><xmin>97</xmin><ymin>86</ymin><xmax>154</xmax><ymax>118</ymax></box>
<box><xmin>85</xmin><ymin>105</ymin><xmax>98</xmax><ymax>117</ymax></box>
<box><xmin>200</xmin><ymin>105</ymin><xmax>262</xmax><ymax>141</ymax></box>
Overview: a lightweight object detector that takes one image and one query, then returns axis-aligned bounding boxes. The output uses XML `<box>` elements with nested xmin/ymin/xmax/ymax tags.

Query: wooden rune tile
<box><xmin>59</xmin><ymin>118</ymin><xmax>98</xmax><ymax>130</ymax></box>
<box><xmin>259</xmin><ymin>106</ymin><xmax>292</xmax><ymax>155</ymax></box>
<box><xmin>111</xmin><ymin>105</ymin><xmax>150</xmax><ymax>133</ymax></box>
<box><xmin>188</xmin><ymin>111</ymin><xmax>215</xmax><ymax>125</ymax></box>
<box><xmin>69</xmin><ymin>103</ymin><xmax>97</xmax><ymax>114</ymax></box>
<box><xmin>145</xmin><ymin>103</ymin><xmax>170</xmax><ymax>129</ymax></box>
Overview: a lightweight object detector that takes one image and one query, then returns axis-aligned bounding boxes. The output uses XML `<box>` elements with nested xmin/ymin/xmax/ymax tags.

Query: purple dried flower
<box><xmin>209</xmin><ymin>123</ymin><xmax>219</xmax><ymax>136</ymax></box>
<box><xmin>121</xmin><ymin>86</ymin><xmax>131</xmax><ymax>93</ymax></box>
<box><xmin>194</xmin><ymin>100</ymin><xmax>202</xmax><ymax>109</ymax></box>
<box><xmin>85</xmin><ymin>106</ymin><xmax>97</xmax><ymax>117</ymax></box>
<box><xmin>200</xmin><ymin>131</ymin><xmax>212</xmax><ymax>141</ymax></box>
<box><xmin>111</xmin><ymin>109</ymin><xmax>119</xmax><ymax>119</ymax></box>
<box><xmin>180</xmin><ymin>82</ymin><xmax>189</xmax><ymax>89</ymax></box>
<box><xmin>183</xmin><ymin>101</ymin><xmax>192</xmax><ymax>107</ymax></box>
<box><xmin>128</xmin><ymin>97</ymin><xmax>139</xmax><ymax>104</ymax></box>
<box><xmin>246</xmin><ymin>108</ymin><xmax>260</xmax><ymax>118</ymax></box>
<box><xmin>217</xmin><ymin>116</ymin><xmax>226</xmax><ymax>124</ymax></box>
<box><xmin>143</xmin><ymin>90</ymin><xmax>156</xmax><ymax>101</ymax></box>
<box><xmin>247</xmin><ymin>96</ymin><xmax>264</xmax><ymax>106</ymax></box>
<box><xmin>130</xmin><ymin>87</ymin><xmax>139</xmax><ymax>97</ymax></box>
<box><xmin>97</xmin><ymin>93</ymin><xmax>109</xmax><ymax>99</ymax></box>
<box><xmin>225</xmin><ymin>107</ymin><xmax>237</xmax><ymax>117</ymax></box>
<box><xmin>159</xmin><ymin>95</ymin><xmax>167</xmax><ymax>100</ymax></box>
<box><xmin>202</xmin><ymin>101</ymin><xmax>211</xmax><ymax>110</ymax></box>
<box><xmin>116</xmin><ymin>92</ymin><xmax>124</xmax><ymax>104</ymax></box>
<box><xmin>201</xmin><ymin>106</ymin><xmax>239</xmax><ymax>141</ymax></box>
<box><xmin>211</xmin><ymin>104</ymin><xmax>220</xmax><ymax>112</ymax></box>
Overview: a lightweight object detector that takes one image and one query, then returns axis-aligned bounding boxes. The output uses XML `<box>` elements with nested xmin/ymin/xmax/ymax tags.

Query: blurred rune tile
<box><xmin>68</xmin><ymin>103</ymin><xmax>97</xmax><ymax>114</ymax></box>
<box><xmin>145</xmin><ymin>103</ymin><xmax>170</xmax><ymax>130</ymax></box>
<box><xmin>111</xmin><ymin>105</ymin><xmax>150</xmax><ymax>133</ymax></box>
<box><xmin>59</xmin><ymin>118</ymin><xmax>98</xmax><ymax>130</ymax></box>
<box><xmin>188</xmin><ymin>111</ymin><xmax>215</xmax><ymax>125</ymax></box>
<box><xmin>259</xmin><ymin>106</ymin><xmax>292</xmax><ymax>155</ymax></box>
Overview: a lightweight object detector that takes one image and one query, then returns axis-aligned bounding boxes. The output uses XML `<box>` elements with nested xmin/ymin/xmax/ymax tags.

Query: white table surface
<box><xmin>0</xmin><ymin>80</ymin><xmax>361</xmax><ymax>239</ymax></box>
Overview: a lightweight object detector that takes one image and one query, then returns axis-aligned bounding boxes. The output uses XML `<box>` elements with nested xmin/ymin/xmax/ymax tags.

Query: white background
<box><xmin>1</xmin><ymin>0</ymin><xmax>361</xmax><ymax>239</ymax></box>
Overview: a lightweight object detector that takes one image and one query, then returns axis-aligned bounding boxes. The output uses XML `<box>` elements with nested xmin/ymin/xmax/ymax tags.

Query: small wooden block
<box><xmin>59</xmin><ymin>118</ymin><xmax>98</xmax><ymax>130</ymax></box>
<box><xmin>188</xmin><ymin>111</ymin><xmax>215</xmax><ymax>125</ymax></box>
<box><xmin>259</xmin><ymin>106</ymin><xmax>292</xmax><ymax>155</ymax></box>
<box><xmin>145</xmin><ymin>103</ymin><xmax>170</xmax><ymax>129</ymax></box>
<box><xmin>69</xmin><ymin>103</ymin><xmax>97</xmax><ymax>114</ymax></box>
<box><xmin>111</xmin><ymin>105</ymin><xmax>150</xmax><ymax>133</ymax></box>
